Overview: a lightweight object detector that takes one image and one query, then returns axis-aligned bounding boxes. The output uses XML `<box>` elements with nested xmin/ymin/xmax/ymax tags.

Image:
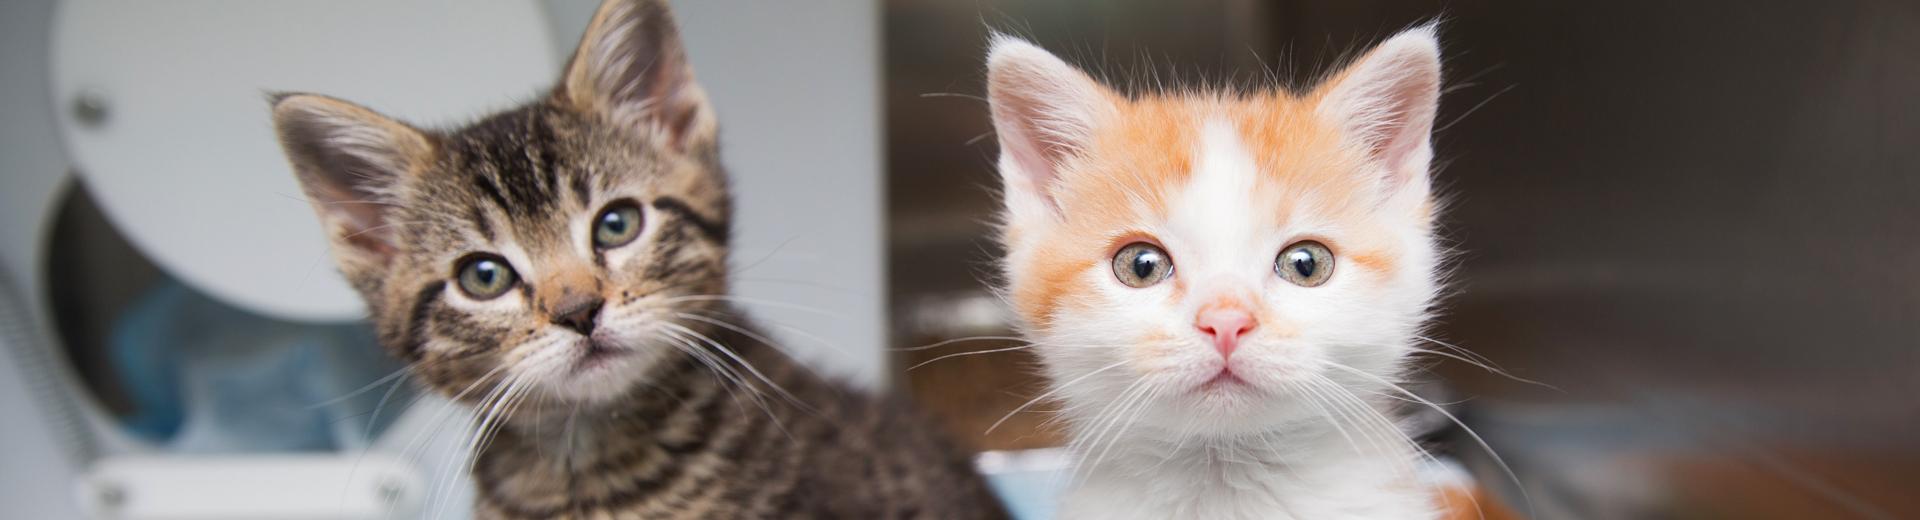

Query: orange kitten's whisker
<box><xmin>1308</xmin><ymin>375</ymin><xmax>1488</xmax><ymax>519</ymax></box>
<box><xmin>984</xmin><ymin>359</ymin><xmax>1130</xmax><ymax>436</ymax></box>
<box><xmin>1068</xmin><ymin>377</ymin><xmax>1151</xmax><ymax>482</ymax></box>
<box><xmin>1433</xmin><ymin>83</ymin><xmax>1516</xmax><ymax>133</ymax></box>
<box><xmin>1401</xmin><ymin>346</ymin><xmax>1559</xmax><ymax>391</ymax></box>
<box><xmin>1287</xmin><ymin>379</ymin><xmax>1369</xmax><ymax>459</ymax></box>
<box><xmin>919</xmin><ymin>91</ymin><xmax>989</xmax><ymax>103</ymax></box>
<box><xmin>906</xmin><ymin>344</ymin><xmax>1038</xmax><ymax>371</ymax></box>
<box><xmin>892</xmin><ymin>335</ymin><xmax>1112</xmax><ymax>352</ymax></box>
<box><xmin>1084</xmin><ymin>383</ymin><xmax>1165</xmax><ymax>478</ymax></box>
<box><xmin>1307</xmin><ymin>375</ymin><xmax>1428</xmax><ymax>471</ymax></box>
<box><xmin>904</xmin><ymin>341</ymin><xmax>1117</xmax><ymax>371</ymax></box>
<box><xmin>1322</xmin><ymin>361</ymin><xmax>1536</xmax><ymax>518</ymax></box>
<box><xmin>892</xmin><ymin>335</ymin><xmax>1031</xmax><ymax>352</ymax></box>
<box><xmin>1411</xmin><ymin>334</ymin><xmax>1504</xmax><ymax>369</ymax></box>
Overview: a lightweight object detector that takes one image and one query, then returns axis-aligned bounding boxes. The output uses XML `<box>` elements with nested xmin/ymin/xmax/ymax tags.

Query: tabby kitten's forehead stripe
<box><xmin>270</xmin><ymin>0</ymin><xmax>1008</xmax><ymax>517</ymax></box>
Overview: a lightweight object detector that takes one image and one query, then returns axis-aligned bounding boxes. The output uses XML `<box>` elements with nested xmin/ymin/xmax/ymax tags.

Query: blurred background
<box><xmin>2</xmin><ymin>0</ymin><xmax>1916</xmax><ymax>518</ymax></box>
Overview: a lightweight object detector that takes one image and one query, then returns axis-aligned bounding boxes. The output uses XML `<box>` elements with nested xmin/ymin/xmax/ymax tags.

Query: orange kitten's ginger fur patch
<box><xmin>987</xmin><ymin>26</ymin><xmax>1453</xmax><ymax>519</ymax></box>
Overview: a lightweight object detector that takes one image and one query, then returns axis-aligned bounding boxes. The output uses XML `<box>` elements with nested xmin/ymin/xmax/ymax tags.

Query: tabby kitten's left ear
<box><xmin>270</xmin><ymin>94</ymin><xmax>434</xmax><ymax>280</ymax></box>
<box><xmin>558</xmin><ymin>0</ymin><xmax>717</xmax><ymax>153</ymax></box>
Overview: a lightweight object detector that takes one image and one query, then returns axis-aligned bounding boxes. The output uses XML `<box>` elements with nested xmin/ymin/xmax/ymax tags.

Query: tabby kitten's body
<box><xmin>468</xmin><ymin>313</ymin><xmax>989</xmax><ymax>519</ymax></box>
<box><xmin>984</xmin><ymin>28</ymin><xmax>1451</xmax><ymax>519</ymax></box>
<box><xmin>271</xmin><ymin>1</ymin><xmax>1005</xmax><ymax>518</ymax></box>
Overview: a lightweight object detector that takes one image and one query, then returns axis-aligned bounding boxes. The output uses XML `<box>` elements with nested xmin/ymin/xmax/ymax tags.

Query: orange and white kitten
<box><xmin>986</xmin><ymin>27</ymin><xmax>1447</xmax><ymax>519</ymax></box>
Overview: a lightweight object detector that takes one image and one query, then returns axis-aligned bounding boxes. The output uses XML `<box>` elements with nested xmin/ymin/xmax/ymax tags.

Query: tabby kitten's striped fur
<box><xmin>270</xmin><ymin>1</ymin><xmax>1006</xmax><ymax>518</ymax></box>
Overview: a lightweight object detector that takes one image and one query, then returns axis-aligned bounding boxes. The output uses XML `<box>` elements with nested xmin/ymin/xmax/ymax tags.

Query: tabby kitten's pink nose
<box><xmin>1195</xmin><ymin>307</ymin><xmax>1257</xmax><ymax>357</ymax></box>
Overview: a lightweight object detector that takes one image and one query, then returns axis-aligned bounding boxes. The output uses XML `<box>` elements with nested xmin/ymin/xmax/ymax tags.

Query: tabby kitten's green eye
<box><xmin>593</xmin><ymin>200</ymin><xmax>644</xmax><ymax>248</ymax></box>
<box><xmin>456</xmin><ymin>255</ymin><xmax>518</xmax><ymax>300</ymax></box>
<box><xmin>1112</xmin><ymin>242</ymin><xmax>1174</xmax><ymax>288</ymax></box>
<box><xmin>1276</xmin><ymin>240</ymin><xmax>1335</xmax><ymax>287</ymax></box>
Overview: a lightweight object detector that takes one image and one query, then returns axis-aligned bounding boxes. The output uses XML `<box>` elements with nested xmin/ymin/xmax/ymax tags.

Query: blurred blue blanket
<box><xmin>110</xmin><ymin>279</ymin><xmax>410</xmax><ymax>452</ymax></box>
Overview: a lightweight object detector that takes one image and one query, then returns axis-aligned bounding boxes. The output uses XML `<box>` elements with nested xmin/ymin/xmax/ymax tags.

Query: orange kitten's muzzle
<box><xmin>1196</xmin><ymin>305</ymin><xmax>1257</xmax><ymax>357</ymax></box>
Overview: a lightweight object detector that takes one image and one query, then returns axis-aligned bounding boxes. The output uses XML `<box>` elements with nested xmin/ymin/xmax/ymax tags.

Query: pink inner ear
<box><xmin>563</xmin><ymin>0</ymin><xmax>713</xmax><ymax>151</ymax></box>
<box><xmin>991</xmin><ymin>94</ymin><xmax>1066</xmax><ymax>208</ymax></box>
<box><xmin>1375</xmin><ymin>74</ymin><xmax>1437</xmax><ymax>183</ymax></box>
<box><xmin>986</xmin><ymin>37</ymin><xmax>1110</xmax><ymax>218</ymax></box>
<box><xmin>1317</xmin><ymin>29</ymin><xmax>1441</xmax><ymax>198</ymax></box>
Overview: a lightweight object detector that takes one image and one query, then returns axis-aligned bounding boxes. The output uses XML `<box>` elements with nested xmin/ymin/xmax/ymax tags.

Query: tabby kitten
<box><xmin>985</xmin><ymin>28</ymin><xmax>1449</xmax><ymax>519</ymax></box>
<box><xmin>271</xmin><ymin>0</ymin><xmax>1006</xmax><ymax>518</ymax></box>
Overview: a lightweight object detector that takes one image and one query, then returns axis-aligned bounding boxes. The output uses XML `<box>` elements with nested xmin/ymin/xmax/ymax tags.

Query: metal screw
<box><xmin>72</xmin><ymin>89</ymin><xmax>110</xmax><ymax>129</ymax></box>
<box><xmin>376</xmin><ymin>479</ymin><xmax>404</xmax><ymax>505</ymax></box>
<box><xmin>95</xmin><ymin>481</ymin><xmax>127</xmax><ymax>510</ymax></box>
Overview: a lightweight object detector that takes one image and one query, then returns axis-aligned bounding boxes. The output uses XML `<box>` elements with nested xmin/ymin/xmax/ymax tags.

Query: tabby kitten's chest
<box><xmin>469</xmin><ymin>355</ymin><xmax>780</xmax><ymax>519</ymax></box>
<box><xmin>466</xmin><ymin>341</ymin><xmax>1005</xmax><ymax>520</ymax></box>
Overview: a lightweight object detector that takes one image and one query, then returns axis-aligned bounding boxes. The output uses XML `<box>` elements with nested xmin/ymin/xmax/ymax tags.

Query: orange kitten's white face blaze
<box><xmin>988</xmin><ymin>29</ymin><xmax>1443</xmax><ymax>437</ymax></box>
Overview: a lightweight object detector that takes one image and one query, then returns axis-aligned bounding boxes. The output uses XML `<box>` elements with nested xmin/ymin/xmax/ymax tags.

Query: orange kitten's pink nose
<box><xmin>1195</xmin><ymin>307</ymin><xmax>1257</xmax><ymax>357</ymax></box>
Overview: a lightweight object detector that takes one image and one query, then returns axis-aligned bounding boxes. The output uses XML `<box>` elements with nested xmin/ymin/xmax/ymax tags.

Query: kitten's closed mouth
<box><xmin>574</xmin><ymin>340</ymin><xmax>630</xmax><ymax>372</ymax></box>
<box><xmin>1198</xmin><ymin>369</ymin><xmax>1249</xmax><ymax>392</ymax></box>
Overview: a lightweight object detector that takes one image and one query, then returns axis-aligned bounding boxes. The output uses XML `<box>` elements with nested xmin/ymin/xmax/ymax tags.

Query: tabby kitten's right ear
<box><xmin>270</xmin><ymin>94</ymin><xmax>434</xmax><ymax>277</ymax></box>
<box><xmin>558</xmin><ymin>0</ymin><xmax>717</xmax><ymax>153</ymax></box>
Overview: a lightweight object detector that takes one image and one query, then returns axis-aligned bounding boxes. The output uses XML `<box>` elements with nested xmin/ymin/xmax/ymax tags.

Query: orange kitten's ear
<box><xmin>1314</xmin><ymin>25</ymin><xmax>1442</xmax><ymax>205</ymax></box>
<box><xmin>986</xmin><ymin>35</ymin><xmax>1114</xmax><ymax>222</ymax></box>
<box><xmin>559</xmin><ymin>0</ymin><xmax>716</xmax><ymax>153</ymax></box>
<box><xmin>271</xmin><ymin>94</ymin><xmax>433</xmax><ymax>269</ymax></box>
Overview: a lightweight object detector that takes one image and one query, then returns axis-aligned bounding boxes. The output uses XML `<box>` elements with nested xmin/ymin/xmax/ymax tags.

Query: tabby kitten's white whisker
<box><xmin>670</xmin><ymin>311</ymin><xmax>810</xmax><ymax>360</ymax></box>
<box><xmin>657</xmin><ymin>294</ymin><xmax>846</xmax><ymax>319</ymax></box>
<box><xmin>655</xmin><ymin>327</ymin><xmax>799</xmax><ymax>441</ymax></box>
<box><xmin>655</xmin><ymin>329</ymin><xmax>757</xmax><ymax>406</ymax></box>
<box><xmin>437</xmin><ymin>371</ymin><xmax>527</xmax><ymax>515</ymax></box>
<box><xmin>395</xmin><ymin>363</ymin><xmax>511</xmax><ymax>468</ymax></box>
<box><xmin>722</xmin><ymin>314</ymin><xmax>854</xmax><ymax>358</ymax></box>
<box><xmin>658</xmin><ymin>321</ymin><xmax>811</xmax><ymax>411</ymax></box>
<box><xmin>309</xmin><ymin>364</ymin><xmax>411</xmax><ymax>410</ymax></box>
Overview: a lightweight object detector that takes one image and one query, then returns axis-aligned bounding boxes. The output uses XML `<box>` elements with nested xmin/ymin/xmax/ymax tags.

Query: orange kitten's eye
<box><xmin>1112</xmin><ymin>242</ymin><xmax>1174</xmax><ymax>288</ymax></box>
<box><xmin>593</xmin><ymin>200</ymin><xmax>644</xmax><ymax>248</ymax></box>
<box><xmin>456</xmin><ymin>254</ymin><xmax>519</xmax><ymax>300</ymax></box>
<box><xmin>1276</xmin><ymin>241</ymin><xmax>1335</xmax><ymax>287</ymax></box>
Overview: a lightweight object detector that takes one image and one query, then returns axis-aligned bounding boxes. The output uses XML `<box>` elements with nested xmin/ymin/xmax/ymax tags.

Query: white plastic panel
<box><xmin>51</xmin><ymin>1</ymin><xmax>560</xmax><ymax>321</ymax></box>
<box><xmin>78</xmin><ymin>455</ymin><xmax>424</xmax><ymax>520</ymax></box>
